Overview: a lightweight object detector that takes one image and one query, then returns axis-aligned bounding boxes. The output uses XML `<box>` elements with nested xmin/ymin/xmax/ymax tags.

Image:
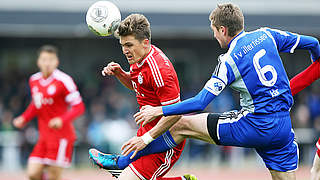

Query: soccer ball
<box><xmin>86</xmin><ymin>1</ymin><xmax>121</xmax><ymax>36</ymax></box>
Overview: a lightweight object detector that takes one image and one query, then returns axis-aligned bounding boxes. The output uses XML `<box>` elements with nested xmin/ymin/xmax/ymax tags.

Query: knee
<box><xmin>170</xmin><ymin>117</ymin><xmax>192</xmax><ymax>137</ymax></box>
<box><xmin>311</xmin><ymin>166</ymin><xmax>320</xmax><ymax>176</ymax></box>
<box><xmin>47</xmin><ymin>174</ymin><xmax>60</xmax><ymax>180</ymax></box>
<box><xmin>28</xmin><ymin>170</ymin><xmax>42</xmax><ymax>180</ymax></box>
<box><xmin>47</xmin><ymin>168</ymin><xmax>63</xmax><ymax>180</ymax></box>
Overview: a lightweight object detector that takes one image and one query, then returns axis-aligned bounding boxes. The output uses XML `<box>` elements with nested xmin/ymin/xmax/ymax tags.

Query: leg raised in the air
<box><xmin>169</xmin><ymin>113</ymin><xmax>216</xmax><ymax>145</ymax></box>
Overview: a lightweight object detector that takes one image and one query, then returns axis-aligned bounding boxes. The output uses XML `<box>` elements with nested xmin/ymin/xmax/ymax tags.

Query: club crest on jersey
<box><xmin>204</xmin><ymin>77</ymin><xmax>225</xmax><ymax>96</ymax></box>
<box><xmin>47</xmin><ymin>85</ymin><xmax>56</xmax><ymax>95</ymax></box>
<box><xmin>33</xmin><ymin>92</ymin><xmax>43</xmax><ymax>109</ymax></box>
<box><xmin>214</xmin><ymin>82</ymin><xmax>223</xmax><ymax>91</ymax></box>
<box><xmin>138</xmin><ymin>73</ymin><xmax>143</xmax><ymax>84</ymax></box>
<box><xmin>32</xmin><ymin>86</ymin><xmax>39</xmax><ymax>93</ymax></box>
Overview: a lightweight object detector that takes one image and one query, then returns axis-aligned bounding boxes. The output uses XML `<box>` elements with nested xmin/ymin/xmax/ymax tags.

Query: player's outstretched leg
<box><xmin>89</xmin><ymin>148</ymin><xmax>122</xmax><ymax>178</ymax></box>
<box><xmin>90</xmin><ymin>113</ymin><xmax>214</xmax><ymax>172</ymax></box>
<box><xmin>89</xmin><ymin>130</ymin><xmax>178</xmax><ymax>169</ymax></box>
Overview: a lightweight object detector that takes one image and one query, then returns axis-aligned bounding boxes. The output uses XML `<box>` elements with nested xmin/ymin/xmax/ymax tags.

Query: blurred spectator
<box><xmin>308</xmin><ymin>86</ymin><xmax>320</xmax><ymax>124</ymax></box>
<box><xmin>208</xmin><ymin>88</ymin><xmax>236</xmax><ymax>113</ymax></box>
<box><xmin>293</xmin><ymin>104</ymin><xmax>311</xmax><ymax>128</ymax></box>
<box><xmin>87</xmin><ymin>100</ymin><xmax>110</xmax><ymax>151</ymax></box>
<box><xmin>0</xmin><ymin>110</ymin><xmax>14</xmax><ymax>131</ymax></box>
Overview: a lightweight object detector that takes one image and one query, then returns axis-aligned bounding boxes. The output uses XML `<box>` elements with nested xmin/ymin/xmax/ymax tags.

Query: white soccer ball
<box><xmin>86</xmin><ymin>1</ymin><xmax>121</xmax><ymax>36</ymax></box>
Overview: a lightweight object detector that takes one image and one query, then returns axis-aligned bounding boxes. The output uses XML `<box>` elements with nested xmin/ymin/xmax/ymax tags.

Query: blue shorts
<box><xmin>207</xmin><ymin>110</ymin><xmax>298</xmax><ymax>172</ymax></box>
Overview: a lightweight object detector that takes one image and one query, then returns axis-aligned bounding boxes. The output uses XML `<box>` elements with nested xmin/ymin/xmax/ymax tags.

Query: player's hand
<box><xmin>13</xmin><ymin>116</ymin><xmax>26</xmax><ymax>129</ymax></box>
<box><xmin>48</xmin><ymin>117</ymin><xmax>63</xmax><ymax>129</ymax></box>
<box><xmin>121</xmin><ymin>136</ymin><xmax>147</xmax><ymax>159</ymax></box>
<box><xmin>101</xmin><ymin>62</ymin><xmax>122</xmax><ymax>76</ymax></box>
<box><xmin>134</xmin><ymin>105</ymin><xmax>163</xmax><ymax>127</ymax></box>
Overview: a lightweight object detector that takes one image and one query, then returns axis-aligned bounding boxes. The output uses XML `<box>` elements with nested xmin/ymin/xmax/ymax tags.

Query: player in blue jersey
<box><xmin>93</xmin><ymin>3</ymin><xmax>320</xmax><ymax>180</ymax></box>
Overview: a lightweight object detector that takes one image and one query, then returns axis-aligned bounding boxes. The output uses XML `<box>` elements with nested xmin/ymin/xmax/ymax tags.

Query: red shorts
<box><xmin>28</xmin><ymin>138</ymin><xmax>75</xmax><ymax>168</ymax></box>
<box><xmin>316</xmin><ymin>137</ymin><xmax>320</xmax><ymax>158</ymax></box>
<box><xmin>129</xmin><ymin>140</ymin><xmax>185</xmax><ymax>180</ymax></box>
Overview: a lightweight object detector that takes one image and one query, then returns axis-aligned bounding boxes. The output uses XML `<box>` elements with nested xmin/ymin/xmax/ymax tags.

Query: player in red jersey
<box><xmin>13</xmin><ymin>45</ymin><xmax>85</xmax><ymax>180</ymax></box>
<box><xmin>289</xmin><ymin>58</ymin><xmax>320</xmax><ymax>180</ymax></box>
<box><xmin>89</xmin><ymin>14</ymin><xmax>196</xmax><ymax>180</ymax></box>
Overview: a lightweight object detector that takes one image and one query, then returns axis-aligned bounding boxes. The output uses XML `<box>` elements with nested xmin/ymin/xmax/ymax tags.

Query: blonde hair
<box><xmin>209</xmin><ymin>3</ymin><xmax>244</xmax><ymax>37</ymax></box>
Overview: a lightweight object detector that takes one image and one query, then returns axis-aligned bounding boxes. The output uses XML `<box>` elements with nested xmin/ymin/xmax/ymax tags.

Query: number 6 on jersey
<box><xmin>253</xmin><ymin>49</ymin><xmax>278</xmax><ymax>87</ymax></box>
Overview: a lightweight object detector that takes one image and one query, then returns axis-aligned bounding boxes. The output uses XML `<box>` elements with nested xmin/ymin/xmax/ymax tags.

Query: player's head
<box><xmin>209</xmin><ymin>3</ymin><xmax>244</xmax><ymax>48</ymax></box>
<box><xmin>117</xmin><ymin>14</ymin><xmax>151</xmax><ymax>64</ymax></box>
<box><xmin>37</xmin><ymin>45</ymin><xmax>59</xmax><ymax>77</ymax></box>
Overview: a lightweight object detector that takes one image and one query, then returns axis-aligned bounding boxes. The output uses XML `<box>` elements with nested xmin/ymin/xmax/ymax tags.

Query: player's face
<box><xmin>120</xmin><ymin>35</ymin><xmax>149</xmax><ymax>65</ymax></box>
<box><xmin>37</xmin><ymin>51</ymin><xmax>59</xmax><ymax>78</ymax></box>
<box><xmin>211</xmin><ymin>24</ymin><xmax>228</xmax><ymax>49</ymax></box>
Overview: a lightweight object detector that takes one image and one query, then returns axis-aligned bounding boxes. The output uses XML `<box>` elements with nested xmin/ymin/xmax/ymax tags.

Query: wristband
<box><xmin>141</xmin><ymin>132</ymin><xmax>155</xmax><ymax>145</ymax></box>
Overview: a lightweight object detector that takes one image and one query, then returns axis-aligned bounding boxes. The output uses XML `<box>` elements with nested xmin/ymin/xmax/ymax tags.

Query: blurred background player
<box><xmin>112</xmin><ymin>3</ymin><xmax>320</xmax><ymax>180</ymax></box>
<box><xmin>12</xmin><ymin>45</ymin><xmax>85</xmax><ymax>180</ymax></box>
<box><xmin>89</xmin><ymin>14</ymin><xmax>195</xmax><ymax>180</ymax></box>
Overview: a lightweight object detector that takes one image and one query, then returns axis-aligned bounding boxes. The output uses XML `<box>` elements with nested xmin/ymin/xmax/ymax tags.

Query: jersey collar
<box><xmin>228</xmin><ymin>31</ymin><xmax>245</xmax><ymax>48</ymax></box>
<box><xmin>137</xmin><ymin>45</ymin><xmax>154</xmax><ymax>68</ymax></box>
<box><xmin>39</xmin><ymin>69</ymin><xmax>57</xmax><ymax>86</ymax></box>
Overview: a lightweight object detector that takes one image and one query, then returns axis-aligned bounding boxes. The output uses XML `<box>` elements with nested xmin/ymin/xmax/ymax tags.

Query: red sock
<box><xmin>157</xmin><ymin>177</ymin><xmax>183</xmax><ymax>180</ymax></box>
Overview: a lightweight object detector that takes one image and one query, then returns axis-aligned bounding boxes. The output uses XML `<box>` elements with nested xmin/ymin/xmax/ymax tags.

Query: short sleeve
<box><xmin>204</xmin><ymin>55</ymin><xmax>235</xmax><ymax>96</ymax></box>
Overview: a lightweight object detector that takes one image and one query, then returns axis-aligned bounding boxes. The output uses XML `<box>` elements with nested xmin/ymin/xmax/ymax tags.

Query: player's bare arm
<box><xmin>102</xmin><ymin>61</ymin><xmax>133</xmax><ymax>90</ymax></box>
<box><xmin>121</xmin><ymin>115</ymin><xmax>181</xmax><ymax>159</ymax></box>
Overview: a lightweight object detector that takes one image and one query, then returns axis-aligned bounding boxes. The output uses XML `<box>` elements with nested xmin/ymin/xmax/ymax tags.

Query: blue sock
<box><xmin>117</xmin><ymin>130</ymin><xmax>177</xmax><ymax>169</ymax></box>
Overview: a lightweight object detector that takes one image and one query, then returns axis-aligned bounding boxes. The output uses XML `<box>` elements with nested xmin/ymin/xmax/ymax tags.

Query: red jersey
<box><xmin>290</xmin><ymin>59</ymin><xmax>320</xmax><ymax>96</ymax></box>
<box><xmin>130</xmin><ymin>45</ymin><xmax>181</xmax><ymax>136</ymax></box>
<box><xmin>22</xmin><ymin>69</ymin><xmax>85</xmax><ymax>140</ymax></box>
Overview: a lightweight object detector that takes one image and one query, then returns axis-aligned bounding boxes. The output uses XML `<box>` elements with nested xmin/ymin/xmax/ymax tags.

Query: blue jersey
<box><xmin>161</xmin><ymin>28</ymin><xmax>319</xmax><ymax>172</ymax></box>
<box><xmin>162</xmin><ymin>27</ymin><xmax>319</xmax><ymax>116</ymax></box>
<box><xmin>205</xmin><ymin>28</ymin><xmax>301</xmax><ymax>114</ymax></box>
